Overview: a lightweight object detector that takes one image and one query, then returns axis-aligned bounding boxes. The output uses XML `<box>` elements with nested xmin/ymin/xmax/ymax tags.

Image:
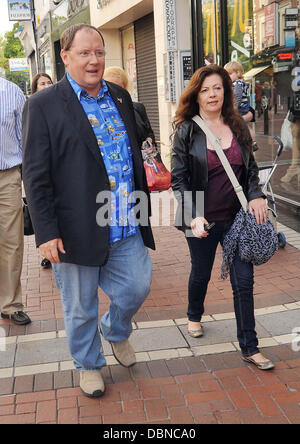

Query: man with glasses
<box><xmin>22</xmin><ymin>24</ymin><xmax>155</xmax><ymax>398</ymax></box>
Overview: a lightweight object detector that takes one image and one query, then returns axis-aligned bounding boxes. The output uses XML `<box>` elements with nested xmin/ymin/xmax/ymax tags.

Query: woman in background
<box><xmin>31</xmin><ymin>73</ymin><xmax>53</xmax><ymax>94</ymax></box>
<box><xmin>103</xmin><ymin>66</ymin><xmax>154</xmax><ymax>154</ymax></box>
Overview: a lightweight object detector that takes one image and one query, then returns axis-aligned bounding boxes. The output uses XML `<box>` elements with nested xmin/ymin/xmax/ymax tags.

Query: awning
<box><xmin>244</xmin><ymin>65</ymin><xmax>271</xmax><ymax>81</ymax></box>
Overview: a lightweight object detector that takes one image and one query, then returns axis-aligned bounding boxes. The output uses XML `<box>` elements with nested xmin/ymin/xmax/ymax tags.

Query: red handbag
<box><xmin>143</xmin><ymin>153</ymin><xmax>171</xmax><ymax>192</ymax></box>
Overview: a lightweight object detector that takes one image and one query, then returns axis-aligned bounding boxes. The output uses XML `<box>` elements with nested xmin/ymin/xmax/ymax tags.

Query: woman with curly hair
<box><xmin>171</xmin><ymin>64</ymin><xmax>274</xmax><ymax>370</ymax></box>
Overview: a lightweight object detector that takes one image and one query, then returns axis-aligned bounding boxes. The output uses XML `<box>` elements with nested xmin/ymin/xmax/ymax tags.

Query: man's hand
<box><xmin>39</xmin><ymin>238</ymin><xmax>66</xmax><ymax>264</ymax></box>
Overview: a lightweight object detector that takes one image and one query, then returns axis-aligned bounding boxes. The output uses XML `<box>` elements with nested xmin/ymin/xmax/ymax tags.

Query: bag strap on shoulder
<box><xmin>192</xmin><ymin>115</ymin><xmax>248</xmax><ymax>212</ymax></box>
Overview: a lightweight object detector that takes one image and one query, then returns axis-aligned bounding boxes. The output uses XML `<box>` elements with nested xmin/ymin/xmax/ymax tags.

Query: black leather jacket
<box><xmin>171</xmin><ymin>119</ymin><xmax>265</xmax><ymax>231</ymax></box>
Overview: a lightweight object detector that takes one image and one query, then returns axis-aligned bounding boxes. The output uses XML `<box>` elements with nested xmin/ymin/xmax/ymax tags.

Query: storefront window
<box><xmin>202</xmin><ymin>0</ymin><xmax>221</xmax><ymax>64</ymax></box>
<box><xmin>227</xmin><ymin>0</ymin><xmax>254</xmax><ymax>72</ymax></box>
<box><xmin>225</xmin><ymin>1</ymin><xmax>300</xmax><ymax>227</ymax></box>
<box><xmin>193</xmin><ymin>0</ymin><xmax>300</xmax><ymax>228</ymax></box>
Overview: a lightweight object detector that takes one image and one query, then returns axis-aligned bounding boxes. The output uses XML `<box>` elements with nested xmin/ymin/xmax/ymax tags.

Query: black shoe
<box><xmin>41</xmin><ymin>258</ymin><xmax>51</xmax><ymax>269</ymax></box>
<box><xmin>1</xmin><ymin>311</ymin><xmax>31</xmax><ymax>325</ymax></box>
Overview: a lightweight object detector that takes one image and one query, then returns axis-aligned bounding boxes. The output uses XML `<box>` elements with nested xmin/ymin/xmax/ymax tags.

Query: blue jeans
<box><xmin>186</xmin><ymin>220</ymin><xmax>259</xmax><ymax>357</ymax></box>
<box><xmin>52</xmin><ymin>231</ymin><xmax>152</xmax><ymax>371</ymax></box>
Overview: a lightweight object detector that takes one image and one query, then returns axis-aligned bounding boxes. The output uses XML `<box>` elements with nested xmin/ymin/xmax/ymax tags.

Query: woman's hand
<box><xmin>191</xmin><ymin>217</ymin><xmax>210</xmax><ymax>238</ymax></box>
<box><xmin>248</xmin><ymin>198</ymin><xmax>268</xmax><ymax>225</ymax></box>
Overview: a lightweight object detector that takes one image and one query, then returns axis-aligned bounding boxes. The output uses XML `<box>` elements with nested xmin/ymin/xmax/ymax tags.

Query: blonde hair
<box><xmin>103</xmin><ymin>66</ymin><xmax>129</xmax><ymax>90</ymax></box>
<box><xmin>224</xmin><ymin>61</ymin><xmax>244</xmax><ymax>79</ymax></box>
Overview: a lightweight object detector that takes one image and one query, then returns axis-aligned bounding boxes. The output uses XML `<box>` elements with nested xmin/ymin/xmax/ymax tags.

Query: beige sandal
<box><xmin>188</xmin><ymin>323</ymin><xmax>204</xmax><ymax>338</ymax></box>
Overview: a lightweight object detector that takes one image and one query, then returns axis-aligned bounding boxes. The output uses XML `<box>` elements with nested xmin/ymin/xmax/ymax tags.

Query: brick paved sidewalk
<box><xmin>0</xmin><ymin>222</ymin><xmax>300</xmax><ymax>424</ymax></box>
<box><xmin>0</xmin><ymin>348</ymin><xmax>300</xmax><ymax>424</ymax></box>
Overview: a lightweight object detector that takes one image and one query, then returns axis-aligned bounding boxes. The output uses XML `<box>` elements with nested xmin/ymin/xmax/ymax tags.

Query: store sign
<box><xmin>277</xmin><ymin>52</ymin><xmax>293</xmax><ymax>61</ymax></box>
<box><xmin>9</xmin><ymin>58</ymin><xmax>29</xmax><ymax>72</ymax></box>
<box><xmin>97</xmin><ymin>0</ymin><xmax>110</xmax><ymax>8</ymax></box>
<box><xmin>264</xmin><ymin>2</ymin><xmax>279</xmax><ymax>47</ymax></box>
<box><xmin>8</xmin><ymin>0</ymin><xmax>32</xmax><ymax>21</ymax></box>
<box><xmin>164</xmin><ymin>51</ymin><xmax>176</xmax><ymax>102</ymax></box>
<box><xmin>67</xmin><ymin>0</ymin><xmax>88</xmax><ymax>17</ymax></box>
<box><xmin>285</xmin><ymin>8</ymin><xmax>298</xmax><ymax>28</ymax></box>
<box><xmin>164</xmin><ymin>0</ymin><xmax>177</xmax><ymax>51</ymax></box>
<box><xmin>285</xmin><ymin>30</ymin><xmax>296</xmax><ymax>48</ymax></box>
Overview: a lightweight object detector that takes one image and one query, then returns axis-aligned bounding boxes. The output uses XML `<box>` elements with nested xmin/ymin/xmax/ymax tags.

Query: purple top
<box><xmin>204</xmin><ymin>137</ymin><xmax>244</xmax><ymax>222</ymax></box>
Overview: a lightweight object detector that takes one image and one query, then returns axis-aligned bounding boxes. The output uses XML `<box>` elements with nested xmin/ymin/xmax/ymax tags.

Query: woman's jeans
<box><xmin>52</xmin><ymin>231</ymin><xmax>152</xmax><ymax>371</ymax></box>
<box><xmin>186</xmin><ymin>220</ymin><xmax>259</xmax><ymax>357</ymax></box>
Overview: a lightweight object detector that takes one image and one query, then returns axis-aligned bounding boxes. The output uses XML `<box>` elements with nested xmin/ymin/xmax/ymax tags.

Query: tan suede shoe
<box><xmin>79</xmin><ymin>370</ymin><xmax>105</xmax><ymax>398</ymax></box>
<box><xmin>111</xmin><ymin>339</ymin><xmax>136</xmax><ymax>368</ymax></box>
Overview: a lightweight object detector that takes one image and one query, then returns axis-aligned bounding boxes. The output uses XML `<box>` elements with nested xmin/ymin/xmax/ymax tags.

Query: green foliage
<box><xmin>0</xmin><ymin>22</ymin><xmax>29</xmax><ymax>91</ymax></box>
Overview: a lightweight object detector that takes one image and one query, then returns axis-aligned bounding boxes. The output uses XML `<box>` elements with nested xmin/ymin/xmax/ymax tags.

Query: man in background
<box><xmin>0</xmin><ymin>77</ymin><xmax>31</xmax><ymax>325</ymax></box>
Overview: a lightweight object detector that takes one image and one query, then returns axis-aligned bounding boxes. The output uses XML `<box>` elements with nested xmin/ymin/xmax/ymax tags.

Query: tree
<box><xmin>0</xmin><ymin>23</ymin><xmax>29</xmax><ymax>90</ymax></box>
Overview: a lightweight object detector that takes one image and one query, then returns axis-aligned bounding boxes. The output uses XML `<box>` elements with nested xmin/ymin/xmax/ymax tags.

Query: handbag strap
<box><xmin>192</xmin><ymin>115</ymin><xmax>248</xmax><ymax>212</ymax></box>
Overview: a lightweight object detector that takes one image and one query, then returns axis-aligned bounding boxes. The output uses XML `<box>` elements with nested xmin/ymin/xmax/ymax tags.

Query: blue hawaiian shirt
<box><xmin>67</xmin><ymin>73</ymin><xmax>138</xmax><ymax>244</ymax></box>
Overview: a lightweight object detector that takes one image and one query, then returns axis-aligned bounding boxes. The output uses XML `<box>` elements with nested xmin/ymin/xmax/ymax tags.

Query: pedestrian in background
<box><xmin>22</xmin><ymin>24</ymin><xmax>155</xmax><ymax>398</ymax></box>
<box><xmin>224</xmin><ymin>61</ymin><xmax>259</xmax><ymax>151</ymax></box>
<box><xmin>271</xmin><ymin>80</ymin><xmax>278</xmax><ymax>115</ymax></box>
<box><xmin>103</xmin><ymin>66</ymin><xmax>155</xmax><ymax>154</ymax></box>
<box><xmin>255</xmin><ymin>80</ymin><xmax>263</xmax><ymax>118</ymax></box>
<box><xmin>0</xmin><ymin>77</ymin><xmax>31</xmax><ymax>326</ymax></box>
<box><xmin>31</xmin><ymin>72</ymin><xmax>54</xmax><ymax>270</ymax></box>
<box><xmin>171</xmin><ymin>64</ymin><xmax>274</xmax><ymax>371</ymax></box>
<box><xmin>262</xmin><ymin>81</ymin><xmax>271</xmax><ymax>110</ymax></box>
<box><xmin>31</xmin><ymin>73</ymin><xmax>53</xmax><ymax>94</ymax></box>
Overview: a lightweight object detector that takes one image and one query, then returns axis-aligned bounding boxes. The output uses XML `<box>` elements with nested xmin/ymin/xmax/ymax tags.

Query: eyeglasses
<box><xmin>77</xmin><ymin>50</ymin><xmax>106</xmax><ymax>59</ymax></box>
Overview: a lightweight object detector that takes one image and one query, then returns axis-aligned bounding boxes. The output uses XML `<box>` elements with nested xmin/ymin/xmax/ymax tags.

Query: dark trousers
<box><xmin>186</xmin><ymin>220</ymin><xmax>259</xmax><ymax>357</ymax></box>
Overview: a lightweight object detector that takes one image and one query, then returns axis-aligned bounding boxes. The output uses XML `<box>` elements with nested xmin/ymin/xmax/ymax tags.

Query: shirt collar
<box><xmin>66</xmin><ymin>72</ymin><xmax>108</xmax><ymax>101</ymax></box>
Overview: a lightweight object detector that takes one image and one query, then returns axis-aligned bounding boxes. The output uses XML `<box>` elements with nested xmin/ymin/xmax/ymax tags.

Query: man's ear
<box><xmin>60</xmin><ymin>49</ymin><xmax>68</xmax><ymax>66</ymax></box>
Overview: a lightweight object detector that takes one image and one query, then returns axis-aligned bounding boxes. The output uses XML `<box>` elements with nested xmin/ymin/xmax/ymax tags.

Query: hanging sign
<box><xmin>8</xmin><ymin>0</ymin><xmax>32</xmax><ymax>21</ymax></box>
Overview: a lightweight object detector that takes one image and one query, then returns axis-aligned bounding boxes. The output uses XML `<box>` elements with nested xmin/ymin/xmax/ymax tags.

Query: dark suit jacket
<box><xmin>133</xmin><ymin>102</ymin><xmax>155</xmax><ymax>146</ymax></box>
<box><xmin>22</xmin><ymin>76</ymin><xmax>155</xmax><ymax>266</ymax></box>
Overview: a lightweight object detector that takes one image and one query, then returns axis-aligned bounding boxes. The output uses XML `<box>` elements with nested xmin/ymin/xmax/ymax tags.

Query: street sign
<box><xmin>8</xmin><ymin>0</ymin><xmax>32</xmax><ymax>21</ymax></box>
<box><xmin>285</xmin><ymin>8</ymin><xmax>298</xmax><ymax>28</ymax></box>
<box><xmin>9</xmin><ymin>58</ymin><xmax>29</xmax><ymax>72</ymax></box>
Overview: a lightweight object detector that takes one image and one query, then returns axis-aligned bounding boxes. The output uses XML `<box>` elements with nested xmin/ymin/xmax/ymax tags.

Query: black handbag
<box><xmin>22</xmin><ymin>197</ymin><xmax>34</xmax><ymax>236</ymax></box>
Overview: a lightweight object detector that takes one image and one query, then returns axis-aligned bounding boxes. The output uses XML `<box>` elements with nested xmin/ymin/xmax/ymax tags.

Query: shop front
<box><xmin>37</xmin><ymin>15</ymin><xmax>53</xmax><ymax>80</ymax></box>
<box><xmin>191</xmin><ymin>0</ymin><xmax>300</xmax><ymax>228</ymax></box>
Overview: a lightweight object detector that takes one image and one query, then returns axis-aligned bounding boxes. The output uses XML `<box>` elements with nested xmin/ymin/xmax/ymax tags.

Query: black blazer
<box><xmin>171</xmin><ymin>119</ymin><xmax>265</xmax><ymax>232</ymax></box>
<box><xmin>133</xmin><ymin>102</ymin><xmax>155</xmax><ymax>146</ymax></box>
<box><xmin>22</xmin><ymin>76</ymin><xmax>155</xmax><ymax>266</ymax></box>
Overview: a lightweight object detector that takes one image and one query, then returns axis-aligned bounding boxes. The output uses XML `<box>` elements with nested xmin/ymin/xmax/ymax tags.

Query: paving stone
<box><xmin>165</xmin><ymin>358</ymin><xmax>190</xmax><ymax>376</ymax></box>
<box><xmin>0</xmin><ymin>378</ymin><xmax>14</xmax><ymax>395</ymax></box>
<box><xmin>0</xmin><ymin>344</ymin><xmax>16</xmax><ymax>368</ymax></box>
<box><xmin>131</xmin><ymin>326</ymin><xmax>188</xmax><ymax>352</ymax></box>
<box><xmin>15</xmin><ymin>338</ymin><xmax>71</xmax><ymax>366</ymax></box>
<box><xmin>147</xmin><ymin>360</ymin><xmax>171</xmax><ymax>378</ymax></box>
<box><xmin>256</xmin><ymin>310</ymin><xmax>300</xmax><ymax>336</ymax></box>
<box><xmin>54</xmin><ymin>371</ymin><xmax>73</xmax><ymax>389</ymax></box>
<box><xmin>101</xmin><ymin>326</ymin><xmax>188</xmax><ymax>355</ymax></box>
<box><xmin>34</xmin><ymin>373</ymin><xmax>53</xmax><ymax>392</ymax></box>
<box><xmin>180</xmin><ymin>319</ymin><xmax>271</xmax><ymax>347</ymax></box>
<box><xmin>14</xmin><ymin>375</ymin><xmax>34</xmax><ymax>394</ymax></box>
